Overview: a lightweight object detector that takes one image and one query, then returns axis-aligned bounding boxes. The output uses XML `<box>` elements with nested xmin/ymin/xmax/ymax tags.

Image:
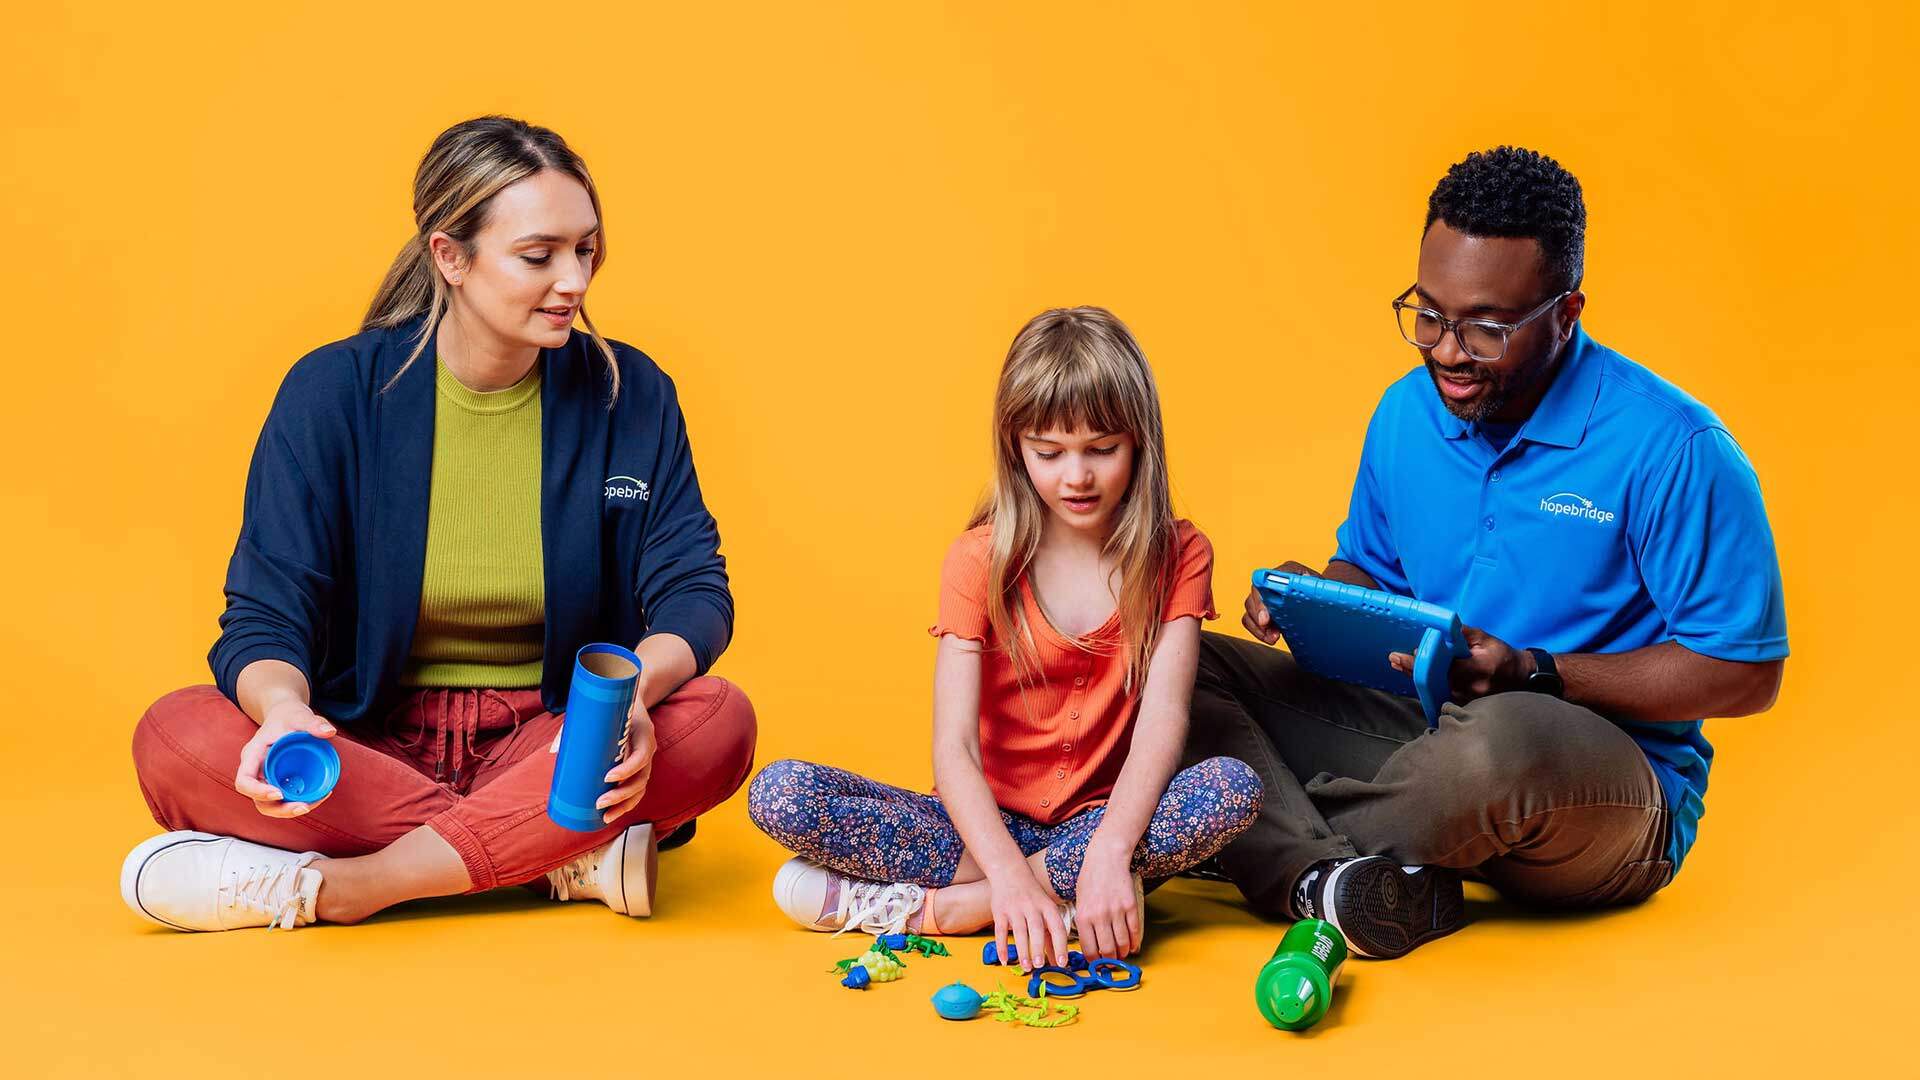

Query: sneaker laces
<box><xmin>547</xmin><ymin>849</ymin><xmax>602</xmax><ymax>902</ymax></box>
<box><xmin>219</xmin><ymin>855</ymin><xmax>318</xmax><ymax>931</ymax></box>
<box><xmin>829</xmin><ymin>880</ymin><xmax>925</xmax><ymax>938</ymax></box>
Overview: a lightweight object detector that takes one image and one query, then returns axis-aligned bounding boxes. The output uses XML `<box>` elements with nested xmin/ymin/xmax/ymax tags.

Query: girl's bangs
<box><xmin>1011</xmin><ymin>355</ymin><xmax>1137</xmax><ymax>440</ymax></box>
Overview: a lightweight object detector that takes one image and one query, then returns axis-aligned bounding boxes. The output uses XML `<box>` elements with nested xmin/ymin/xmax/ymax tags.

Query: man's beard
<box><xmin>1425</xmin><ymin>356</ymin><xmax>1513</xmax><ymax>422</ymax></box>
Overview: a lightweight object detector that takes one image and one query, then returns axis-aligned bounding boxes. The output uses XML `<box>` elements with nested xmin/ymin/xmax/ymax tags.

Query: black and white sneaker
<box><xmin>1175</xmin><ymin>854</ymin><xmax>1233</xmax><ymax>883</ymax></box>
<box><xmin>1295</xmin><ymin>856</ymin><xmax>1465</xmax><ymax>959</ymax></box>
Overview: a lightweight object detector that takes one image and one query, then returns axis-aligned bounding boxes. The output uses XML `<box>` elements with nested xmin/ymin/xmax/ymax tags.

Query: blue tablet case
<box><xmin>1252</xmin><ymin>570</ymin><xmax>1471</xmax><ymax>726</ymax></box>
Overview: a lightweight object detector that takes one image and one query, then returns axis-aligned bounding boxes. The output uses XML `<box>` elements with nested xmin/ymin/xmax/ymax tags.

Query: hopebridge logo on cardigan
<box><xmin>604</xmin><ymin>475</ymin><xmax>650</xmax><ymax>502</ymax></box>
<box><xmin>1539</xmin><ymin>492</ymin><xmax>1615</xmax><ymax>525</ymax></box>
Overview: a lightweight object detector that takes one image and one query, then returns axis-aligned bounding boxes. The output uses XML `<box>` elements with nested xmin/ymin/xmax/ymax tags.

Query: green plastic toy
<box><xmin>1255</xmin><ymin>919</ymin><xmax>1348</xmax><ymax>1031</ymax></box>
<box><xmin>981</xmin><ymin>982</ymin><xmax>1080</xmax><ymax>1028</ymax></box>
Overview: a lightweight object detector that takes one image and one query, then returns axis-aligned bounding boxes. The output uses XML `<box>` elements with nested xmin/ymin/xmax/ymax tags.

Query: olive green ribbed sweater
<box><xmin>399</xmin><ymin>358</ymin><xmax>546</xmax><ymax>688</ymax></box>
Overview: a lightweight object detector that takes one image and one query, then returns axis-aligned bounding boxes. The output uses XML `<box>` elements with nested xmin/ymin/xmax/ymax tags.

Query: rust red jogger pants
<box><xmin>131</xmin><ymin>678</ymin><xmax>756</xmax><ymax>891</ymax></box>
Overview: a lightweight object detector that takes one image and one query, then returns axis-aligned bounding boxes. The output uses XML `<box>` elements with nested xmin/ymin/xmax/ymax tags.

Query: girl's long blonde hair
<box><xmin>363</xmin><ymin>116</ymin><xmax>621</xmax><ymax>398</ymax></box>
<box><xmin>970</xmin><ymin>306</ymin><xmax>1177</xmax><ymax>692</ymax></box>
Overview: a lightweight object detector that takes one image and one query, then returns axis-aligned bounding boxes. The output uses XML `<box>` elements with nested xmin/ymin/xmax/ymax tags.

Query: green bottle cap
<box><xmin>1269</xmin><ymin>976</ymin><xmax>1316</xmax><ymax>1025</ymax></box>
<box><xmin>1255</xmin><ymin>921</ymin><xmax>1346</xmax><ymax>1031</ymax></box>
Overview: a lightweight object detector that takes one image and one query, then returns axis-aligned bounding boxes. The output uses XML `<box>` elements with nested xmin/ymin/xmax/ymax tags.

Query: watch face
<box><xmin>1529</xmin><ymin>671</ymin><xmax>1565</xmax><ymax>696</ymax></box>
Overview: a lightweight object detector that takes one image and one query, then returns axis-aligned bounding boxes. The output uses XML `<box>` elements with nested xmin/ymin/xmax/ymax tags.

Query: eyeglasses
<box><xmin>1392</xmin><ymin>285</ymin><xmax>1570</xmax><ymax>362</ymax></box>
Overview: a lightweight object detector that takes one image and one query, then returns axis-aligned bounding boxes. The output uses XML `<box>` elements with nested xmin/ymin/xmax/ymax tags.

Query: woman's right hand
<box><xmin>989</xmin><ymin>867</ymin><xmax>1072</xmax><ymax>972</ymax></box>
<box><xmin>233</xmin><ymin>700</ymin><xmax>337</xmax><ymax>818</ymax></box>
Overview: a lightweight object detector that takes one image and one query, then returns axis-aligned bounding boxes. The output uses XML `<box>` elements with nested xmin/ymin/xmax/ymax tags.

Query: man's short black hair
<box><xmin>1426</xmin><ymin>146</ymin><xmax>1586</xmax><ymax>293</ymax></box>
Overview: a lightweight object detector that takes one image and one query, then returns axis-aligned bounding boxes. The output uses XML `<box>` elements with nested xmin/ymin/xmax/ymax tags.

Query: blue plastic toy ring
<box><xmin>1089</xmin><ymin>957</ymin><xmax>1142</xmax><ymax>990</ymax></box>
<box><xmin>1026</xmin><ymin>957</ymin><xmax>1142</xmax><ymax>999</ymax></box>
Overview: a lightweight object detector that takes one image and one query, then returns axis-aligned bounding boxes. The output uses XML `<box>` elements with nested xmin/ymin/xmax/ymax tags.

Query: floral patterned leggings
<box><xmin>746</xmin><ymin>756</ymin><xmax>1263</xmax><ymax>900</ymax></box>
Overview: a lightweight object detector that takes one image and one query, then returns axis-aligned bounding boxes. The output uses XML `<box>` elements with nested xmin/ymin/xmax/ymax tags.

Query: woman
<box><xmin>121</xmin><ymin>116</ymin><xmax>756</xmax><ymax>931</ymax></box>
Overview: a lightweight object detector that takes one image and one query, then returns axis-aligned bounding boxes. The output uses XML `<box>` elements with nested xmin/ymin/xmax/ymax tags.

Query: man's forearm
<box><xmin>1555</xmin><ymin>641</ymin><xmax>1783</xmax><ymax>723</ymax></box>
<box><xmin>1323</xmin><ymin>559</ymin><xmax>1380</xmax><ymax>590</ymax></box>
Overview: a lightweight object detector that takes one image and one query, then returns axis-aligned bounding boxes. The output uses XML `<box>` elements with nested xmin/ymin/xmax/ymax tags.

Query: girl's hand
<box><xmin>1073</xmin><ymin>844</ymin><xmax>1143</xmax><ymax>959</ymax></box>
<box><xmin>233</xmin><ymin>700</ymin><xmax>336</xmax><ymax>818</ymax></box>
<box><xmin>989</xmin><ymin>868</ymin><xmax>1072</xmax><ymax>972</ymax></box>
<box><xmin>595</xmin><ymin>698</ymin><xmax>657</xmax><ymax>825</ymax></box>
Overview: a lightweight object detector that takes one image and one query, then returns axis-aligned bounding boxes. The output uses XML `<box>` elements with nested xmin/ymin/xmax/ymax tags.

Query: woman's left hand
<box><xmin>592</xmin><ymin>698</ymin><xmax>657</xmax><ymax>824</ymax></box>
<box><xmin>1072</xmin><ymin>842</ymin><xmax>1143</xmax><ymax>960</ymax></box>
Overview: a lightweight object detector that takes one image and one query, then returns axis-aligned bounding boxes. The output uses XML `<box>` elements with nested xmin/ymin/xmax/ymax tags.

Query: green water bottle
<box><xmin>1255</xmin><ymin>919</ymin><xmax>1348</xmax><ymax>1031</ymax></box>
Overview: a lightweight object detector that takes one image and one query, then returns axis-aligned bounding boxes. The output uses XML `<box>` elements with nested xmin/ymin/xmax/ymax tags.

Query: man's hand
<box><xmin>1243</xmin><ymin>560</ymin><xmax>1320</xmax><ymax>644</ymax></box>
<box><xmin>1390</xmin><ymin>625</ymin><xmax>1535</xmax><ymax>703</ymax></box>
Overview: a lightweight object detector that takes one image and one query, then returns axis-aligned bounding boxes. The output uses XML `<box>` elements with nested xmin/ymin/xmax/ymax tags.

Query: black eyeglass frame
<box><xmin>1391</xmin><ymin>284</ymin><xmax>1571</xmax><ymax>362</ymax></box>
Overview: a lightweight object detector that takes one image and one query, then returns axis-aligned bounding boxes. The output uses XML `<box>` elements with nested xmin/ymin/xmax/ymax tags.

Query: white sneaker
<box><xmin>546</xmin><ymin>823</ymin><xmax>656</xmax><ymax>917</ymax></box>
<box><xmin>772</xmin><ymin>856</ymin><xmax>924</xmax><ymax>937</ymax></box>
<box><xmin>120</xmin><ymin>831</ymin><xmax>322</xmax><ymax>932</ymax></box>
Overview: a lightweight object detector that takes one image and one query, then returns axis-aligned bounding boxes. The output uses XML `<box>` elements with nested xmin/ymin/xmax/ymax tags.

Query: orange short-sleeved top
<box><xmin>929</xmin><ymin>519</ymin><xmax>1217</xmax><ymax>825</ymax></box>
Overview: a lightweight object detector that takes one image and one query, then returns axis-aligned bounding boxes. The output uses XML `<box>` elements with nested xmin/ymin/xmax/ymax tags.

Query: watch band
<box><xmin>1524</xmin><ymin>647</ymin><xmax>1564</xmax><ymax>698</ymax></box>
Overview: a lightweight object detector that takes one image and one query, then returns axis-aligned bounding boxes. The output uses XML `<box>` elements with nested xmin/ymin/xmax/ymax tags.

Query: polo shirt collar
<box><xmin>1438</xmin><ymin>323</ymin><xmax>1605</xmax><ymax>448</ymax></box>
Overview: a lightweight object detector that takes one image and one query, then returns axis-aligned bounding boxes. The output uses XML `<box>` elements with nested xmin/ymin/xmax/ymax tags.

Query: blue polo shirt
<box><xmin>1333</xmin><ymin>326</ymin><xmax>1788</xmax><ymax>872</ymax></box>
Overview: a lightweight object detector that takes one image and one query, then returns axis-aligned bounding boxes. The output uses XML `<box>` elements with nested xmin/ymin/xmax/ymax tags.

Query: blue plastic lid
<box><xmin>265</xmin><ymin>732</ymin><xmax>341</xmax><ymax>804</ymax></box>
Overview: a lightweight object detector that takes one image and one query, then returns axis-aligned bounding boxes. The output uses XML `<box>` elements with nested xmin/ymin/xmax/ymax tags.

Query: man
<box><xmin>1184</xmin><ymin>146</ymin><xmax>1787</xmax><ymax>958</ymax></box>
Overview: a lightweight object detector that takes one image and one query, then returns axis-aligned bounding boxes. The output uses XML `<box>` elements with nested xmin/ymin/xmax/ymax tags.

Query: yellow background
<box><xmin>3</xmin><ymin>1</ymin><xmax>1913</xmax><ymax>1073</ymax></box>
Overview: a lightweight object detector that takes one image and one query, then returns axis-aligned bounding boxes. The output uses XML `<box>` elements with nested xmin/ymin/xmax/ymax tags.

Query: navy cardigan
<box><xmin>208</xmin><ymin>319</ymin><xmax>733</xmax><ymax>724</ymax></box>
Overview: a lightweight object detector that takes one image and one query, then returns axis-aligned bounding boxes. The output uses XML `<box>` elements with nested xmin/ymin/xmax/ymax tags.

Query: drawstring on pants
<box><xmin>385</xmin><ymin>689</ymin><xmax>523</xmax><ymax>789</ymax></box>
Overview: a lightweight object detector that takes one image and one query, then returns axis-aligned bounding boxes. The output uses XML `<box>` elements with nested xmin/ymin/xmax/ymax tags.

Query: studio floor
<box><xmin>10</xmin><ymin>719</ymin><xmax>1902</xmax><ymax>1077</ymax></box>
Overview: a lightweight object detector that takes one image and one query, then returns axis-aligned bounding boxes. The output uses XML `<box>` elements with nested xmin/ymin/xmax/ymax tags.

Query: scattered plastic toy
<box><xmin>880</xmin><ymin>933</ymin><xmax>950</xmax><ymax>957</ymax></box>
<box><xmin>856</xmin><ymin>948</ymin><xmax>904</xmax><ymax>982</ymax></box>
<box><xmin>930</xmin><ymin>982</ymin><xmax>985</xmax><ymax>1020</ymax></box>
<box><xmin>1027</xmin><ymin>957</ymin><xmax>1141</xmax><ymax>999</ymax></box>
<box><xmin>981</xmin><ymin>942</ymin><xmax>1087</xmax><ymax>969</ymax></box>
<box><xmin>832</xmin><ymin>937</ymin><xmax>909</xmax><ymax>975</ymax></box>
<box><xmin>982</xmin><ymin>983</ymin><xmax>1080</xmax><ymax>1029</ymax></box>
<box><xmin>842</xmin><ymin>965</ymin><xmax>872</xmax><ymax>990</ymax></box>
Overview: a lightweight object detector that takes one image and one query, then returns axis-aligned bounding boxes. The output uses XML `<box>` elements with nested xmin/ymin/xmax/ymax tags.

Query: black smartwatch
<box><xmin>1524</xmin><ymin>648</ymin><xmax>1565</xmax><ymax>698</ymax></box>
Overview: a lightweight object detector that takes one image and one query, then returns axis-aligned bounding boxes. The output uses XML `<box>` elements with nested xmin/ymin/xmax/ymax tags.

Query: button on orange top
<box><xmin>930</xmin><ymin>520</ymin><xmax>1217</xmax><ymax>824</ymax></box>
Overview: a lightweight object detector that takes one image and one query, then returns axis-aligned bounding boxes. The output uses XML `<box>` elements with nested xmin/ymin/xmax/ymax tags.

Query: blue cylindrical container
<box><xmin>264</xmin><ymin>731</ymin><xmax>341</xmax><ymax>804</ymax></box>
<box><xmin>547</xmin><ymin>643</ymin><xmax>642</xmax><ymax>832</ymax></box>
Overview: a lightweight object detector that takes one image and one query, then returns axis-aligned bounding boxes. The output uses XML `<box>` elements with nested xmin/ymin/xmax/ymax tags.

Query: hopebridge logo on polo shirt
<box><xmin>604</xmin><ymin>475</ymin><xmax>650</xmax><ymax>502</ymax></box>
<box><xmin>1539</xmin><ymin>491</ymin><xmax>1616</xmax><ymax>525</ymax></box>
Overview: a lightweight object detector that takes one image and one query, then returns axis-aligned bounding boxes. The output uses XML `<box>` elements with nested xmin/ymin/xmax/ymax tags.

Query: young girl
<box><xmin>748</xmin><ymin>307</ymin><xmax>1261</xmax><ymax>968</ymax></box>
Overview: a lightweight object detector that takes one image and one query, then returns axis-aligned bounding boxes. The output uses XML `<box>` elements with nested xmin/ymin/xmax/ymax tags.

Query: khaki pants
<box><xmin>1182</xmin><ymin>632</ymin><xmax>1672</xmax><ymax>918</ymax></box>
